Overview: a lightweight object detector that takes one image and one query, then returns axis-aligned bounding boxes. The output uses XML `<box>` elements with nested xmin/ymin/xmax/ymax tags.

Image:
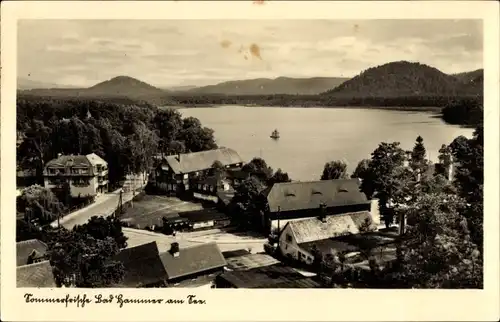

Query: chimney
<box><xmin>319</xmin><ymin>203</ymin><xmax>327</xmax><ymax>222</ymax></box>
<box><xmin>370</xmin><ymin>198</ymin><xmax>381</xmax><ymax>226</ymax></box>
<box><xmin>170</xmin><ymin>242</ymin><xmax>180</xmax><ymax>257</ymax></box>
<box><xmin>58</xmin><ymin>153</ymin><xmax>62</xmax><ymax>158</ymax></box>
<box><xmin>176</xmin><ymin>154</ymin><xmax>181</xmax><ymax>162</ymax></box>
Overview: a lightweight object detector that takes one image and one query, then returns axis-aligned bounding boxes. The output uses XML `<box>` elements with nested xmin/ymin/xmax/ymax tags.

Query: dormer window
<box><xmin>312</xmin><ymin>189</ymin><xmax>322</xmax><ymax>195</ymax></box>
<box><xmin>338</xmin><ymin>187</ymin><xmax>349</xmax><ymax>193</ymax></box>
<box><xmin>284</xmin><ymin>190</ymin><xmax>295</xmax><ymax>197</ymax></box>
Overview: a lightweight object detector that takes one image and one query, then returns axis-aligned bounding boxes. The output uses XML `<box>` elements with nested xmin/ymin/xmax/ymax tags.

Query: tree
<box><xmin>19</xmin><ymin>185</ymin><xmax>63</xmax><ymax>226</ymax></box>
<box><xmin>48</xmin><ymin>230</ymin><xmax>125</xmax><ymax>288</ymax></box>
<box><xmin>435</xmin><ymin>144</ymin><xmax>453</xmax><ymax>180</ymax></box>
<box><xmin>359</xmin><ymin>142</ymin><xmax>407</xmax><ymax>227</ymax></box>
<box><xmin>268</xmin><ymin>168</ymin><xmax>291</xmax><ymax>185</ymax></box>
<box><xmin>384</xmin><ymin>192</ymin><xmax>482</xmax><ymax>288</ymax></box>
<box><xmin>321</xmin><ymin>160</ymin><xmax>348</xmax><ymax>180</ymax></box>
<box><xmin>242</xmin><ymin>157</ymin><xmax>274</xmax><ymax>183</ymax></box>
<box><xmin>127</xmin><ymin>121</ymin><xmax>159</xmax><ymax>176</ymax></box>
<box><xmin>231</xmin><ymin>176</ymin><xmax>267</xmax><ymax>228</ymax></box>
<box><xmin>154</xmin><ymin>109</ymin><xmax>183</xmax><ymax>156</ymax></box>
<box><xmin>50</xmin><ymin>117</ymin><xmax>103</xmax><ymax>156</ymax></box>
<box><xmin>17</xmin><ymin>119</ymin><xmax>52</xmax><ymax>183</ymax></box>
<box><xmin>72</xmin><ymin>216</ymin><xmax>128</xmax><ymax>249</ymax></box>
<box><xmin>179</xmin><ymin>117</ymin><xmax>218</xmax><ymax>152</ymax></box>
<box><xmin>450</xmin><ymin>124</ymin><xmax>483</xmax><ymax>249</ymax></box>
<box><xmin>410</xmin><ymin>136</ymin><xmax>428</xmax><ymax>176</ymax></box>
<box><xmin>351</xmin><ymin>159</ymin><xmax>371</xmax><ymax>179</ymax></box>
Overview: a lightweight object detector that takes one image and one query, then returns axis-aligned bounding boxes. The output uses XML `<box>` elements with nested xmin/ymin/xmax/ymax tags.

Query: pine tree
<box><xmin>410</xmin><ymin>136</ymin><xmax>428</xmax><ymax>177</ymax></box>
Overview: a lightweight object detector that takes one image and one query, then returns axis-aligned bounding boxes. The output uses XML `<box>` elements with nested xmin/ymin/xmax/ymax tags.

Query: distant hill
<box><xmin>18</xmin><ymin>76</ymin><xmax>172</xmax><ymax>105</ymax></box>
<box><xmin>453</xmin><ymin>69</ymin><xmax>483</xmax><ymax>95</ymax></box>
<box><xmin>17</xmin><ymin>78</ymin><xmax>76</xmax><ymax>90</ymax></box>
<box><xmin>165</xmin><ymin>85</ymin><xmax>198</xmax><ymax>92</ymax></box>
<box><xmin>85</xmin><ymin>76</ymin><xmax>166</xmax><ymax>96</ymax></box>
<box><xmin>186</xmin><ymin>77</ymin><xmax>349</xmax><ymax>95</ymax></box>
<box><xmin>453</xmin><ymin>69</ymin><xmax>483</xmax><ymax>83</ymax></box>
<box><xmin>322</xmin><ymin>61</ymin><xmax>480</xmax><ymax>97</ymax></box>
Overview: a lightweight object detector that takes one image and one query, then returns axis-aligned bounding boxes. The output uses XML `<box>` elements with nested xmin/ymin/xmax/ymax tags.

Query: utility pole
<box><xmin>118</xmin><ymin>188</ymin><xmax>123</xmax><ymax>217</ymax></box>
<box><xmin>276</xmin><ymin>206</ymin><xmax>281</xmax><ymax>248</ymax></box>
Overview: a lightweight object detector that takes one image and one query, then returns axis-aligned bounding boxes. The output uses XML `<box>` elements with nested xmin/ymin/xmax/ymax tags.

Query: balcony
<box><xmin>97</xmin><ymin>169</ymin><xmax>109</xmax><ymax>176</ymax></box>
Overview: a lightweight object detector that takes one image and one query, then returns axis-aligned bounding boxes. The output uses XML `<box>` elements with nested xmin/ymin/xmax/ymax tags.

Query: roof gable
<box><xmin>16</xmin><ymin>239</ymin><xmax>48</xmax><ymax>266</ymax></box>
<box><xmin>113</xmin><ymin>242</ymin><xmax>167</xmax><ymax>287</ymax></box>
<box><xmin>165</xmin><ymin>148</ymin><xmax>243</xmax><ymax>174</ymax></box>
<box><xmin>45</xmin><ymin>155</ymin><xmax>93</xmax><ymax>170</ymax></box>
<box><xmin>86</xmin><ymin>153</ymin><xmax>107</xmax><ymax>166</ymax></box>
<box><xmin>266</xmin><ymin>179</ymin><xmax>368</xmax><ymax>213</ymax></box>
<box><xmin>289</xmin><ymin>211</ymin><xmax>374</xmax><ymax>244</ymax></box>
<box><xmin>159</xmin><ymin>242</ymin><xmax>226</xmax><ymax>280</ymax></box>
<box><xmin>17</xmin><ymin>261</ymin><xmax>56</xmax><ymax>288</ymax></box>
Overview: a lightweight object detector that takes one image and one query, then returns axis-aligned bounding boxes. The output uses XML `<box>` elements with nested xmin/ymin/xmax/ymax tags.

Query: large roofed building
<box><xmin>262</xmin><ymin>179</ymin><xmax>379</xmax><ymax>233</ymax></box>
<box><xmin>44</xmin><ymin>153</ymin><xmax>109</xmax><ymax>198</ymax></box>
<box><xmin>153</xmin><ymin>148</ymin><xmax>244</xmax><ymax>196</ymax></box>
<box><xmin>112</xmin><ymin>241</ymin><xmax>226</xmax><ymax>288</ymax></box>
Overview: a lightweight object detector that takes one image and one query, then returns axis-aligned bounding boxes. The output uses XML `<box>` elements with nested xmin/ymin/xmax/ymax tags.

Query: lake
<box><xmin>178</xmin><ymin>106</ymin><xmax>474</xmax><ymax>181</ymax></box>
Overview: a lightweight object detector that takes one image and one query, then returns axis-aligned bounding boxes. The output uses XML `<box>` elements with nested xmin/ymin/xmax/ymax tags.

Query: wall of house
<box><xmin>279</xmin><ymin>225</ymin><xmax>299</xmax><ymax>259</ymax></box>
<box><xmin>70</xmin><ymin>177</ymin><xmax>98</xmax><ymax>198</ymax></box>
<box><xmin>278</xmin><ymin>226</ymin><xmax>315</xmax><ymax>264</ymax></box>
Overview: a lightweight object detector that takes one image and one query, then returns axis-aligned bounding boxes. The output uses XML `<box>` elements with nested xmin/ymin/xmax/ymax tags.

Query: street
<box><xmin>51</xmin><ymin>175</ymin><xmax>147</xmax><ymax>230</ymax></box>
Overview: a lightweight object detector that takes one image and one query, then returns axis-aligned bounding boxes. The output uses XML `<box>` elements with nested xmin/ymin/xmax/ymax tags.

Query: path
<box><xmin>50</xmin><ymin>175</ymin><xmax>147</xmax><ymax>230</ymax></box>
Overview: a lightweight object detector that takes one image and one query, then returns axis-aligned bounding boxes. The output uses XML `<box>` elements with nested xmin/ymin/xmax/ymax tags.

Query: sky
<box><xmin>18</xmin><ymin>19</ymin><xmax>483</xmax><ymax>88</ymax></box>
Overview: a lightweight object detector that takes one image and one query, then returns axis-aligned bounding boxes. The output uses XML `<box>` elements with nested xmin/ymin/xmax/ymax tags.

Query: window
<box><xmin>286</xmin><ymin>234</ymin><xmax>292</xmax><ymax>242</ymax></box>
<box><xmin>72</xmin><ymin>178</ymin><xmax>90</xmax><ymax>187</ymax></box>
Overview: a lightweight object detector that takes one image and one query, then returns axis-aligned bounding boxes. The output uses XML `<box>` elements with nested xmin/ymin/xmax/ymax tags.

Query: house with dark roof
<box><xmin>278</xmin><ymin>212</ymin><xmax>398</xmax><ymax>265</ymax></box>
<box><xmin>112</xmin><ymin>241</ymin><xmax>226</xmax><ymax>288</ymax></box>
<box><xmin>225</xmin><ymin>253</ymin><xmax>280</xmax><ymax>271</ymax></box>
<box><xmin>16</xmin><ymin>239</ymin><xmax>49</xmax><ymax>266</ymax></box>
<box><xmin>44</xmin><ymin>153</ymin><xmax>109</xmax><ymax>198</ymax></box>
<box><xmin>159</xmin><ymin>242</ymin><xmax>227</xmax><ymax>286</ymax></box>
<box><xmin>112</xmin><ymin>241</ymin><xmax>168</xmax><ymax>287</ymax></box>
<box><xmin>262</xmin><ymin>179</ymin><xmax>379</xmax><ymax>233</ymax></box>
<box><xmin>17</xmin><ymin>260</ymin><xmax>57</xmax><ymax>288</ymax></box>
<box><xmin>178</xmin><ymin>208</ymin><xmax>232</xmax><ymax>230</ymax></box>
<box><xmin>215</xmin><ymin>263</ymin><xmax>321</xmax><ymax>288</ymax></box>
<box><xmin>153</xmin><ymin>148</ymin><xmax>244</xmax><ymax>196</ymax></box>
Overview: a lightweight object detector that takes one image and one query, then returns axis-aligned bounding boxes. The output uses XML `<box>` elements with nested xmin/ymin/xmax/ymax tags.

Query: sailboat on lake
<box><xmin>270</xmin><ymin>129</ymin><xmax>280</xmax><ymax>140</ymax></box>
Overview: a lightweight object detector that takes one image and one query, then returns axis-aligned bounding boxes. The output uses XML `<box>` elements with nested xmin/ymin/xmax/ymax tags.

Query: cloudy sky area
<box><xmin>18</xmin><ymin>19</ymin><xmax>483</xmax><ymax>88</ymax></box>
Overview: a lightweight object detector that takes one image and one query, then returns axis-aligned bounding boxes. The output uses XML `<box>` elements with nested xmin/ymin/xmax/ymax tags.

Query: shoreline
<box><xmin>168</xmin><ymin>104</ymin><xmax>443</xmax><ymax>113</ymax></box>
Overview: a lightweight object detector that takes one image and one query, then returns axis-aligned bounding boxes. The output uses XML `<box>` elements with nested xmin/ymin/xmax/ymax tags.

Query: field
<box><xmin>119</xmin><ymin>195</ymin><xmax>204</xmax><ymax>228</ymax></box>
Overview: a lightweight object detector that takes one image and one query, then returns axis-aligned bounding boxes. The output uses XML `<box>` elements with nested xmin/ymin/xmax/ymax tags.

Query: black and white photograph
<box><xmin>2</xmin><ymin>1</ymin><xmax>499</xmax><ymax>321</ymax></box>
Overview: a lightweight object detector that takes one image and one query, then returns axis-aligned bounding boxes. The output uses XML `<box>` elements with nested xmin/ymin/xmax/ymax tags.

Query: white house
<box><xmin>44</xmin><ymin>153</ymin><xmax>109</xmax><ymax>198</ymax></box>
<box><xmin>278</xmin><ymin>210</ymin><xmax>378</xmax><ymax>265</ymax></box>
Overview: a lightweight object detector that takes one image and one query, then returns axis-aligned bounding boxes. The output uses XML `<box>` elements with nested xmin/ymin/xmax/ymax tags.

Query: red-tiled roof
<box><xmin>17</xmin><ymin>260</ymin><xmax>56</xmax><ymax>288</ymax></box>
<box><xmin>265</xmin><ymin>179</ymin><xmax>369</xmax><ymax>213</ymax></box>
